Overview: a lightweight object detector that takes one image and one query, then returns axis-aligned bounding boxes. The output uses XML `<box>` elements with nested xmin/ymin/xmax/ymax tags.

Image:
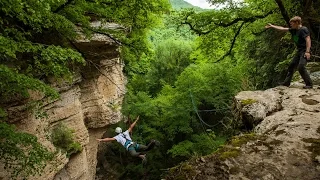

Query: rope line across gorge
<box><xmin>189</xmin><ymin>89</ymin><xmax>220</xmax><ymax>145</ymax></box>
<box><xmin>189</xmin><ymin>90</ymin><xmax>222</xmax><ymax>128</ymax></box>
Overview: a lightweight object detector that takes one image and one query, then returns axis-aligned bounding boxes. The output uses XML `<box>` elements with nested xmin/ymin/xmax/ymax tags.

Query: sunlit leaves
<box><xmin>0</xmin><ymin>122</ymin><xmax>54</xmax><ymax>178</ymax></box>
<box><xmin>0</xmin><ymin>65</ymin><xmax>59</xmax><ymax>101</ymax></box>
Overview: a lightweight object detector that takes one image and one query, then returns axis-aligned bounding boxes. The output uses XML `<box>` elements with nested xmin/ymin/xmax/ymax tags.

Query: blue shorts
<box><xmin>127</xmin><ymin>143</ymin><xmax>140</xmax><ymax>151</ymax></box>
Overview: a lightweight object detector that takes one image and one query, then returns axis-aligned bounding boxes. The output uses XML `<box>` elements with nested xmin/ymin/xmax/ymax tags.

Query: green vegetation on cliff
<box><xmin>116</xmin><ymin>0</ymin><xmax>320</xmax><ymax>179</ymax></box>
<box><xmin>2</xmin><ymin>0</ymin><xmax>320</xmax><ymax>179</ymax></box>
<box><xmin>0</xmin><ymin>0</ymin><xmax>169</xmax><ymax>178</ymax></box>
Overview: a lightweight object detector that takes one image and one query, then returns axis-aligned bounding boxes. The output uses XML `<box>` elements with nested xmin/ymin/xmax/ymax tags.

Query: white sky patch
<box><xmin>183</xmin><ymin>0</ymin><xmax>243</xmax><ymax>9</ymax></box>
<box><xmin>183</xmin><ymin>0</ymin><xmax>216</xmax><ymax>9</ymax></box>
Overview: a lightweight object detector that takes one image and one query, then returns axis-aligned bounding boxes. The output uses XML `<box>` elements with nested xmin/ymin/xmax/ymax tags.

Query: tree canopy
<box><xmin>0</xmin><ymin>0</ymin><xmax>169</xmax><ymax>178</ymax></box>
<box><xmin>115</xmin><ymin>0</ymin><xmax>320</xmax><ymax>179</ymax></box>
<box><xmin>1</xmin><ymin>0</ymin><xmax>320</xmax><ymax>179</ymax></box>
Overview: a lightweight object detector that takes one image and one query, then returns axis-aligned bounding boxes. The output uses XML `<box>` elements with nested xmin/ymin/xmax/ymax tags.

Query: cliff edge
<box><xmin>0</xmin><ymin>22</ymin><xmax>125</xmax><ymax>180</ymax></box>
<box><xmin>166</xmin><ymin>83</ymin><xmax>320</xmax><ymax>179</ymax></box>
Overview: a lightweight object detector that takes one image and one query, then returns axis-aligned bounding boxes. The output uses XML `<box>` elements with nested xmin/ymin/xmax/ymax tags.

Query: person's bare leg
<box><xmin>138</xmin><ymin>154</ymin><xmax>146</xmax><ymax>159</ymax></box>
<box><xmin>139</xmin><ymin>154</ymin><xmax>147</xmax><ymax>164</ymax></box>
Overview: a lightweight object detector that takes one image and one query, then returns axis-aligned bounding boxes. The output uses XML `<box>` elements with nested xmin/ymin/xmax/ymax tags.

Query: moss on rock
<box><xmin>214</xmin><ymin>133</ymin><xmax>260</xmax><ymax>160</ymax></box>
<box><xmin>167</xmin><ymin>162</ymin><xmax>197</xmax><ymax>180</ymax></box>
<box><xmin>241</xmin><ymin>99</ymin><xmax>258</xmax><ymax>106</ymax></box>
<box><xmin>219</xmin><ymin>148</ymin><xmax>241</xmax><ymax>160</ymax></box>
<box><xmin>230</xmin><ymin>133</ymin><xmax>257</xmax><ymax>147</ymax></box>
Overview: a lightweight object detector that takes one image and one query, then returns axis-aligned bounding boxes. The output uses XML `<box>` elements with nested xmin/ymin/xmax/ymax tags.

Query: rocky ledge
<box><xmin>165</xmin><ymin>84</ymin><xmax>320</xmax><ymax>180</ymax></box>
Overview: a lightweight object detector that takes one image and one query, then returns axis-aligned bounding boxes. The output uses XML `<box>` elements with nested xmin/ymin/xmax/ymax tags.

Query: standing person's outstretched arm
<box><xmin>128</xmin><ymin>116</ymin><xmax>139</xmax><ymax>133</ymax></box>
<box><xmin>265</xmin><ymin>23</ymin><xmax>289</xmax><ymax>31</ymax></box>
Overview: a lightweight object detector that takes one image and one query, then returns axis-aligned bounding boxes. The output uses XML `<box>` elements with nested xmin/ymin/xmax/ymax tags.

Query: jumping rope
<box><xmin>189</xmin><ymin>89</ymin><xmax>224</xmax><ymax>128</ymax></box>
<box><xmin>188</xmin><ymin>88</ymin><xmax>226</xmax><ymax>145</ymax></box>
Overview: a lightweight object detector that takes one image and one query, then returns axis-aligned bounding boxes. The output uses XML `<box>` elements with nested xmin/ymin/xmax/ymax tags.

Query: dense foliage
<box><xmin>0</xmin><ymin>0</ymin><xmax>169</xmax><ymax>178</ymax></box>
<box><xmin>0</xmin><ymin>122</ymin><xmax>54</xmax><ymax>178</ymax></box>
<box><xmin>1</xmin><ymin>0</ymin><xmax>320</xmax><ymax>179</ymax></box>
<box><xmin>109</xmin><ymin>0</ymin><xmax>320</xmax><ymax>179</ymax></box>
<box><xmin>180</xmin><ymin>0</ymin><xmax>320</xmax><ymax>88</ymax></box>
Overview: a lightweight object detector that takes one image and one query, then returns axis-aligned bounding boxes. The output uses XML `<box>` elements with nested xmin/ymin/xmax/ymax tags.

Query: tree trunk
<box><xmin>301</xmin><ymin>0</ymin><xmax>318</xmax><ymax>36</ymax></box>
<box><xmin>274</xmin><ymin>0</ymin><xmax>290</xmax><ymax>26</ymax></box>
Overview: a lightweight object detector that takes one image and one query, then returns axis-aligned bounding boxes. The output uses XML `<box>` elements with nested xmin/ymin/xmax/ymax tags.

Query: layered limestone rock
<box><xmin>53</xmin><ymin>23</ymin><xmax>125</xmax><ymax>180</ymax></box>
<box><xmin>166</xmin><ymin>85</ymin><xmax>320</xmax><ymax>180</ymax></box>
<box><xmin>0</xmin><ymin>22</ymin><xmax>125</xmax><ymax>180</ymax></box>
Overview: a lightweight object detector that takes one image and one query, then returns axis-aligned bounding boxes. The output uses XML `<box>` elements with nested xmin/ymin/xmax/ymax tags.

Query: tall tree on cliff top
<box><xmin>177</xmin><ymin>0</ymin><xmax>320</xmax><ymax>88</ymax></box>
<box><xmin>0</xmin><ymin>0</ymin><xmax>170</xmax><ymax>178</ymax></box>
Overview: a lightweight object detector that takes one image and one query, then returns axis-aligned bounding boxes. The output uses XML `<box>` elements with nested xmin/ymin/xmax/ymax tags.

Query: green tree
<box><xmin>177</xmin><ymin>0</ymin><xmax>320</xmax><ymax>88</ymax></box>
<box><xmin>100</xmin><ymin>0</ymin><xmax>320</xmax><ymax>179</ymax></box>
<box><xmin>147</xmin><ymin>38</ymin><xmax>194</xmax><ymax>95</ymax></box>
<box><xmin>0</xmin><ymin>122</ymin><xmax>54</xmax><ymax>178</ymax></box>
<box><xmin>0</xmin><ymin>0</ymin><xmax>170</xmax><ymax>178</ymax></box>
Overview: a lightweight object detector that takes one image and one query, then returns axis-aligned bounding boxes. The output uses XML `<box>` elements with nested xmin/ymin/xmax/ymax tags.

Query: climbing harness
<box><xmin>121</xmin><ymin>133</ymin><xmax>134</xmax><ymax>150</ymax></box>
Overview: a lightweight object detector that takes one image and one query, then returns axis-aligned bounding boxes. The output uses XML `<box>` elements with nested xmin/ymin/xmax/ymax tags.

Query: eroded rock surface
<box><xmin>0</xmin><ymin>22</ymin><xmax>125</xmax><ymax>180</ymax></box>
<box><xmin>166</xmin><ymin>85</ymin><xmax>320</xmax><ymax>180</ymax></box>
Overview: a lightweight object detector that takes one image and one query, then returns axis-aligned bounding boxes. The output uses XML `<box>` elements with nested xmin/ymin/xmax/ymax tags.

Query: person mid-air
<box><xmin>97</xmin><ymin>116</ymin><xmax>158</xmax><ymax>163</ymax></box>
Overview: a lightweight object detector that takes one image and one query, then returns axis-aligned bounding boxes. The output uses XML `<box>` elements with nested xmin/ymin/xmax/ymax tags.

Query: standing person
<box><xmin>265</xmin><ymin>16</ymin><xmax>313</xmax><ymax>89</ymax></box>
<box><xmin>97</xmin><ymin>116</ymin><xmax>157</xmax><ymax>163</ymax></box>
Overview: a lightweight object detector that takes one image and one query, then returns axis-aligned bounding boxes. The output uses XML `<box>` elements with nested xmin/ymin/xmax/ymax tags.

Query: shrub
<box><xmin>51</xmin><ymin>123</ymin><xmax>82</xmax><ymax>157</ymax></box>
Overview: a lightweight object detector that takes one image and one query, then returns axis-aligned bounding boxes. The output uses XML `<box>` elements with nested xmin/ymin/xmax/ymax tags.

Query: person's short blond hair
<box><xmin>289</xmin><ymin>16</ymin><xmax>302</xmax><ymax>24</ymax></box>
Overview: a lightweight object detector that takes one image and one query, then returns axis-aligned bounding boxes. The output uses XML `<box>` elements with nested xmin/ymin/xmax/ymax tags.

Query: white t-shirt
<box><xmin>113</xmin><ymin>130</ymin><xmax>132</xmax><ymax>147</ymax></box>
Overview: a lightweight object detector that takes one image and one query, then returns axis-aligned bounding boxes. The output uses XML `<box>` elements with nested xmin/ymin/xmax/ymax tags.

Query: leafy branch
<box><xmin>216</xmin><ymin>21</ymin><xmax>246</xmax><ymax>62</ymax></box>
<box><xmin>53</xmin><ymin>0</ymin><xmax>75</xmax><ymax>13</ymax></box>
<box><xmin>182</xmin><ymin>10</ymin><xmax>274</xmax><ymax>35</ymax></box>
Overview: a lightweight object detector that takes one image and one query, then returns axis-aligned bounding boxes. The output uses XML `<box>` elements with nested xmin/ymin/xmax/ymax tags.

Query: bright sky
<box><xmin>184</xmin><ymin>0</ymin><xmax>243</xmax><ymax>9</ymax></box>
<box><xmin>183</xmin><ymin>0</ymin><xmax>216</xmax><ymax>9</ymax></box>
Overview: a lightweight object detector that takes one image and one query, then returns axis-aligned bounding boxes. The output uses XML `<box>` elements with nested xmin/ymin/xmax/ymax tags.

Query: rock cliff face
<box><xmin>0</xmin><ymin>24</ymin><xmax>125</xmax><ymax>180</ymax></box>
<box><xmin>165</xmin><ymin>63</ymin><xmax>320</xmax><ymax>180</ymax></box>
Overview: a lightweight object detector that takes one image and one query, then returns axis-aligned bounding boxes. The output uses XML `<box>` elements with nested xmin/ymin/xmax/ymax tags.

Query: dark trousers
<box><xmin>128</xmin><ymin>141</ymin><xmax>156</xmax><ymax>157</ymax></box>
<box><xmin>283</xmin><ymin>52</ymin><xmax>312</xmax><ymax>86</ymax></box>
